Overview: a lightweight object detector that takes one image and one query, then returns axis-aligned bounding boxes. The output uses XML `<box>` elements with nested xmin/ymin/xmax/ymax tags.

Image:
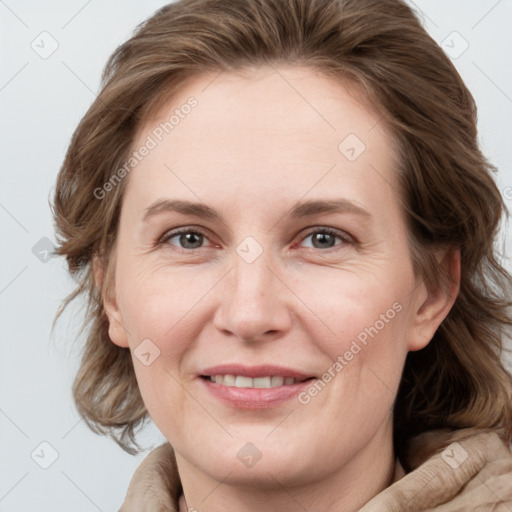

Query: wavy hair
<box><xmin>52</xmin><ymin>0</ymin><xmax>512</xmax><ymax>458</ymax></box>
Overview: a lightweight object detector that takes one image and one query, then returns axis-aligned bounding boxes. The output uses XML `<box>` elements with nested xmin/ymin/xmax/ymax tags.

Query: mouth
<box><xmin>198</xmin><ymin>365</ymin><xmax>316</xmax><ymax>409</ymax></box>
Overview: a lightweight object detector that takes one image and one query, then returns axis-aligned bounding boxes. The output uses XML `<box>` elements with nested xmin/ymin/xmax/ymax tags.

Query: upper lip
<box><xmin>199</xmin><ymin>364</ymin><xmax>314</xmax><ymax>380</ymax></box>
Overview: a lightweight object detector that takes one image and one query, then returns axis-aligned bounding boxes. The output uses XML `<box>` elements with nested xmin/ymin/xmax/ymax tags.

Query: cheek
<box><xmin>117</xmin><ymin>259</ymin><xmax>209</xmax><ymax>346</ymax></box>
<box><xmin>115</xmin><ymin>264</ymin><xmax>219</xmax><ymax>415</ymax></box>
<box><xmin>292</xmin><ymin>264</ymin><xmax>413</xmax><ymax>413</ymax></box>
<box><xmin>294</xmin><ymin>264</ymin><xmax>411</xmax><ymax>354</ymax></box>
<box><xmin>121</xmin><ymin>280</ymin><xmax>196</xmax><ymax>434</ymax></box>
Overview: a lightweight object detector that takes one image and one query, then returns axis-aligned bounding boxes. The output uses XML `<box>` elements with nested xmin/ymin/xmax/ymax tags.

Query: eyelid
<box><xmin>158</xmin><ymin>226</ymin><xmax>215</xmax><ymax>247</ymax></box>
<box><xmin>298</xmin><ymin>226</ymin><xmax>355</xmax><ymax>245</ymax></box>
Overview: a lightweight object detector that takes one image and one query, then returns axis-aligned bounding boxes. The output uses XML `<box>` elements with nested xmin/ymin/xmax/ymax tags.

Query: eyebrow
<box><xmin>142</xmin><ymin>198</ymin><xmax>372</xmax><ymax>224</ymax></box>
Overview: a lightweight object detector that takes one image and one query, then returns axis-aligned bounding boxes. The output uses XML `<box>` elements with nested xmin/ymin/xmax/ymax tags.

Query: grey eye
<box><xmin>167</xmin><ymin>230</ymin><xmax>206</xmax><ymax>249</ymax></box>
<box><xmin>300</xmin><ymin>229</ymin><xmax>346</xmax><ymax>249</ymax></box>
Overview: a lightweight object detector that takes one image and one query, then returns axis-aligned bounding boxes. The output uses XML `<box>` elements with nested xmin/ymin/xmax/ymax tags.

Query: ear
<box><xmin>93</xmin><ymin>254</ymin><xmax>129</xmax><ymax>348</ymax></box>
<box><xmin>407</xmin><ymin>248</ymin><xmax>460</xmax><ymax>352</ymax></box>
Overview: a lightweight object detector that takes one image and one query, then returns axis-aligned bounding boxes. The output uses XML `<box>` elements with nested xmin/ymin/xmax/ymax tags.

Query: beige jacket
<box><xmin>119</xmin><ymin>428</ymin><xmax>512</xmax><ymax>511</ymax></box>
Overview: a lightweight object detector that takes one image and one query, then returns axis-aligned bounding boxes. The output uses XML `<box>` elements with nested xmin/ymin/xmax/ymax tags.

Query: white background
<box><xmin>1</xmin><ymin>1</ymin><xmax>511</xmax><ymax>510</ymax></box>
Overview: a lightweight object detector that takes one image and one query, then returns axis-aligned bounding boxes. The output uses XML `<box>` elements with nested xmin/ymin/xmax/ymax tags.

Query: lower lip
<box><xmin>200</xmin><ymin>377</ymin><xmax>314</xmax><ymax>409</ymax></box>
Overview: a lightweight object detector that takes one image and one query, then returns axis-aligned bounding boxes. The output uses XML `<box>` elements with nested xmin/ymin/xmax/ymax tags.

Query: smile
<box><xmin>205</xmin><ymin>375</ymin><xmax>304</xmax><ymax>388</ymax></box>
<box><xmin>198</xmin><ymin>365</ymin><xmax>316</xmax><ymax>409</ymax></box>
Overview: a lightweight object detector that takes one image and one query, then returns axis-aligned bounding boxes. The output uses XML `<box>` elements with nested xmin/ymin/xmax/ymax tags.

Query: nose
<box><xmin>212</xmin><ymin>244</ymin><xmax>293</xmax><ymax>343</ymax></box>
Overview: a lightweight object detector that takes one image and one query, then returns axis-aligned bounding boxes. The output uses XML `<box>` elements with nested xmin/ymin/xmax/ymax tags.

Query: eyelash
<box><xmin>158</xmin><ymin>226</ymin><xmax>355</xmax><ymax>252</ymax></box>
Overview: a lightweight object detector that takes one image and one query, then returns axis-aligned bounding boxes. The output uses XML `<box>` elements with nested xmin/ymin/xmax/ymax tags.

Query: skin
<box><xmin>98</xmin><ymin>65</ymin><xmax>460</xmax><ymax>511</ymax></box>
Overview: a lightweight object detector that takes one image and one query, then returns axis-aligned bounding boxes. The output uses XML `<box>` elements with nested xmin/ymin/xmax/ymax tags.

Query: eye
<box><xmin>299</xmin><ymin>227</ymin><xmax>353</xmax><ymax>250</ymax></box>
<box><xmin>158</xmin><ymin>226</ymin><xmax>354</xmax><ymax>252</ymax></box>
<box><xmin>160</xmin><ymin>228</ymin><xmax>211</xmax><ymax>250</ymax></box>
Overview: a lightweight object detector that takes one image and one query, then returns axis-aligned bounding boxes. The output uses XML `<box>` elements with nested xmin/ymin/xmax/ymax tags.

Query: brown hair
<box><xmin>52</xmin><ymin>0</ymin><xmax>512</xmax><ymax>459</ymax></box>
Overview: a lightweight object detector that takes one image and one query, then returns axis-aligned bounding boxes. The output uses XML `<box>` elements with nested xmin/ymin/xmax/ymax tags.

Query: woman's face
<box><xmin>104</xmin><ymin>66</ymin><xmax>443</xmax><ymax>491</ymax></box>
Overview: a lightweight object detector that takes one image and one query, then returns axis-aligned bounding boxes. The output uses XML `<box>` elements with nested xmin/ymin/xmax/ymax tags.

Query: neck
<box><xmin>176</xmin><ymin>416</ymin><xmax>395</xmax><ymax>512</ymax></box>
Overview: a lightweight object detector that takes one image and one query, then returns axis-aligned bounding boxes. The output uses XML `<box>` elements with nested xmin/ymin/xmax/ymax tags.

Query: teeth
<box><xmin>209</xmin><ymin>375</ymin><xmax>300</xmax><ymax>388</ymax></box>
<box><xmin>235</xmin><ymin>376</ymin><xmax>253</xmax><ymax>388</ymax></box>
<box><xmin>271</xmin><ymin>376</ymin><xmax>284</xmax><ymax>387</ymax></box>
<box><xmin>223</xmin><ymin>374</ymin><xmax>236</xmax><ymax>386</ymax></box>
<box><xmin>254</xmin><ymin>377</ymin><xmax>271</xmax><ymax>388</ymax></box>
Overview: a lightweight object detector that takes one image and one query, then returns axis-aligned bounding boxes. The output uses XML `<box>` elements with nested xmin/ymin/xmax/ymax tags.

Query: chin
<box><xmin>175</xmin><ymin>431</ymin><xmax>324</xmax><ymax>489</ymax></box>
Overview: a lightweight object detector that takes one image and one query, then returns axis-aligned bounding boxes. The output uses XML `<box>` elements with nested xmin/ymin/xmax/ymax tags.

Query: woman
<box><xmin>52</xmin><ymin>0</ymin><xmax>512</xmax><ymax>510</ymax></box>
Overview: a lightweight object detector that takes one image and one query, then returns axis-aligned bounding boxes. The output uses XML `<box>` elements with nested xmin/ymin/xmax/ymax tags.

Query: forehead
<box><xmin>124</xmin><ymin>65</ymin><xmax>400</xmax><ymax>213</ymax></box>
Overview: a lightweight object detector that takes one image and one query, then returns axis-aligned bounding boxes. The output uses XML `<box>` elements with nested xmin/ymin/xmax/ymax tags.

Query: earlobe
<box><xmin>92</xmin><ymin>254</ymin><xmax>130</xmax><ymax>348</ymax></box>
<box><xmin>408</xmin><ymin>249</ymin><xmax>461</xmax><ymax>352</ymax></box>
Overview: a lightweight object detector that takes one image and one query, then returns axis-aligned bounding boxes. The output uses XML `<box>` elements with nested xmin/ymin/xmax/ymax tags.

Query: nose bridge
<box><xmin>233</xmin><ymin>243</ymin><xmax>270</xmax><ymax>300</ymax></box>
<box><xmin>232</xmin><ymin>238</ymin><xmax>275</xmax><ymax>313</ymax></box>
<box><xmin>213</xmin><ymin>235</ymin><xmax>291</xmax><ymax>341</ymax></box>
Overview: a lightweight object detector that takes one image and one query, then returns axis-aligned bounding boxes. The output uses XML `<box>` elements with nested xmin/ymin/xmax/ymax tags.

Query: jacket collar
<box><xmin>361</xmin><ymin>428</ymin><xmax>512</xmax><ymax>510</ymax></box>
<box><xmin>119</xmin><ymin>428</ymin><xmax>512</xmax><ymax>511</ymax></box>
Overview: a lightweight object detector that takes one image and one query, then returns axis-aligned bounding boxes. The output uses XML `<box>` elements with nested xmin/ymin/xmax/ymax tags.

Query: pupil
<box><xmin>314</xmin><ymin>233</ymin><xmax>333</xmax><ymax>248</ymax></box>
<box><xmin>181</xmin><ymin>232</ymin><xmax>202</xmax><ymax>248</ymax></box>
